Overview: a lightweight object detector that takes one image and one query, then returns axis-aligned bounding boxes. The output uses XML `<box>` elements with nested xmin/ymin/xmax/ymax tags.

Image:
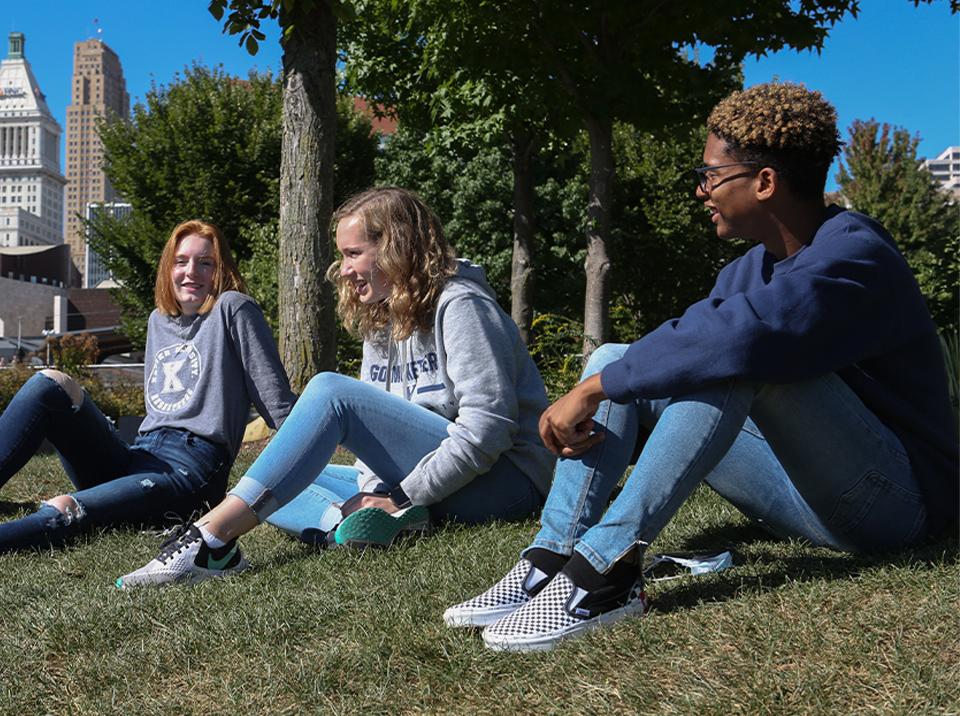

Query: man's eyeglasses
<box><xmin>694</xmin><ymin>162</ymin><xmax>762</xmax><ymax>192</ymax></box>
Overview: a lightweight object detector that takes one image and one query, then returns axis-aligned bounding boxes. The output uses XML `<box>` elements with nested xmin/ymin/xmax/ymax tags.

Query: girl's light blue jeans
<box><xmin>229</xmin><ymin>372</ymin><xmax>543</xmax><ymax>538</ymax></box>
<box><xmin>531</xmin><ymin>344</ymin><xmax>928</xmax><ymax>573</ymax></box>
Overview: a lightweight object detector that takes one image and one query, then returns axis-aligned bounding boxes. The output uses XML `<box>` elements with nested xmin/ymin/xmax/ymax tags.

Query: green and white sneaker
<box><xmin>333</xmin><ymin>505</ymin><xmax>430</xmax><ymax>549</ymax></box>
<box><xmin>116</xmin><ymin>524</ymin><xmax>249</xmax><ymax>588</ymax></box>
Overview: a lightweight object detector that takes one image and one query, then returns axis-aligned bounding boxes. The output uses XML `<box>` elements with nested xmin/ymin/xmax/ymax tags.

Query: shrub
<box><xmin>44</xmin><ymin>333</ymin><xmax>99</xmax><ymax>378</ymax></box>
<box><xmin>0</xmin><ymin>364</ymin><xmax>144</xmax><ymax>420</ymax></box>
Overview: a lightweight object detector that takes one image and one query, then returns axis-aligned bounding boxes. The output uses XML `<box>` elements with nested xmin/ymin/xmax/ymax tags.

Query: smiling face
<box><xmin>697</xmin><ymin>133</ymin><xmax>764</xmax><ymax>241</ymax></box>
<box><xmin>171</xmin><ymin>234</ymin><xmax>216</xmax><ymax>315</ymax></box>
<box><xmin>336</xmin><ymin>214</ymin><xmax>391</xmax><ymax>304</ymax></box>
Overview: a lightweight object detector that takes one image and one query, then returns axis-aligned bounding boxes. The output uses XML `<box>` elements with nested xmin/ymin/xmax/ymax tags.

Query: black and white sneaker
<box><xmin>116</xmin><ymin>524</ymin><xmax>250</xmax><ymax>589</ymax></box>
<box><xmin>443</xmin><ymin>558</ymin><xmax>554</xmax><ymax>628</ymax></box>
<box><xmin>482</xmin><ymin>557</ymin><xmax>648</xmax><ymax>651</ymax></box>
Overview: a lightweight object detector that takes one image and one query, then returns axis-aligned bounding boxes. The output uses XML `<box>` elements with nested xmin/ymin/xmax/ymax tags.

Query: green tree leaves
<box><xmin>837</xmin><ymin>119</ymin><xmax>958</xmax><ymax>330</ymax></box>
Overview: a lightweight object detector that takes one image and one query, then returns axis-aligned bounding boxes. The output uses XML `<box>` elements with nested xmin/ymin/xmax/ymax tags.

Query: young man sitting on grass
<box><xmin>444</xmin><ymin>82</ymin><xmax>959</xmax><ymax>652</ymax></box>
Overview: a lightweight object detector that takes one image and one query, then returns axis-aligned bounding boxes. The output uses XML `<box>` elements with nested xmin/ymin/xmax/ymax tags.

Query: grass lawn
<box><xmin>0</xmin><ymin>450</ymin><xmax>957</xmax><ymax>716</ymax></box>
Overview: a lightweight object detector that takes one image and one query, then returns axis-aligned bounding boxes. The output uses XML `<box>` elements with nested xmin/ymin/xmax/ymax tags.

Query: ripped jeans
<box><xmin>0</xmin><ymin>372</ymin><xmax>230</xmax><ymax>554</ymax></box>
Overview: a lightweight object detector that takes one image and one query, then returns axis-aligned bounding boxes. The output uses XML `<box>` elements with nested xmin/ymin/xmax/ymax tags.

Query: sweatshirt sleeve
<box><xmin>601</xmin><ymin>211</ymin><xmax>927</xmax><ymax>403</ymax></box>
<box><xmin>223</xmin><ymin>294</ymin><xmax>296</xmax><ymax>430</ymax></box>
<box><xmin>398</xmin><ymin>293</ymin><xmax>524</xmax><ymax>505</ymax></box>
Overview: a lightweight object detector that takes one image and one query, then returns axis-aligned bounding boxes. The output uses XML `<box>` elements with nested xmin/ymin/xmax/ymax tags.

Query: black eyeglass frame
<box><xmin>694</xmin><ymin>162</ymin><xmax>762</xmax><ymax>192</ymax></box>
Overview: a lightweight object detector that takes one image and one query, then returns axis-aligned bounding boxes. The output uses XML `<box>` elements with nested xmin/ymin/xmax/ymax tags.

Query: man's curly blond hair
<box><xmin>707</xmin><ymin>82</ymin><xmax>842</xmax><ymax>200</ymax></box>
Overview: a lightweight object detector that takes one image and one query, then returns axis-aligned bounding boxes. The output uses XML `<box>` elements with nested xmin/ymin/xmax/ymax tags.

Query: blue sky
<box><xmin>6</xmin><ymin>0</ymin><xmax>959</xmax><ymax>191</ymax></box>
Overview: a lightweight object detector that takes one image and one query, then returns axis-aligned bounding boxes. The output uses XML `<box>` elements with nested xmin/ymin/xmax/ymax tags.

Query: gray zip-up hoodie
<box><xmin>355</xmin><ymin>259</ymin><xmax>555</xmax><ymax>504</ymax></box>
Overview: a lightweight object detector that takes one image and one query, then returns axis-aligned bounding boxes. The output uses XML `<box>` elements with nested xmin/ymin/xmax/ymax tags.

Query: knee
<box><xmin>40</xmin><ymin>369</ymin><xmax>85</xmax><ymax>409</ymax></box>
<box><xmin>43</xmin><ymin>494</ymin><xmax>85</xmax><ymax>524</ymax></box>
<box><xmin>583</xmin><ymin>343</ymin><xmax>630</xmax><ymax>377</ymax></box>
<box><xmin>302</xmin><ymin>372</ymin><xmax>351</xmax><ymax>400</ymax></box>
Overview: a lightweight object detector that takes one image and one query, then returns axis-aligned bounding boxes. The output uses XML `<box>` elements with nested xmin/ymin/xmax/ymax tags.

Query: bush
<box><xmin>0</xmin><ymin>364</ymin><xmax>144</xmax><ymax>420</ymax></box>
<box><xmin>44</xmin><ymin>333</ymin><xmax>99</xmax><ymax>378</ymax></box>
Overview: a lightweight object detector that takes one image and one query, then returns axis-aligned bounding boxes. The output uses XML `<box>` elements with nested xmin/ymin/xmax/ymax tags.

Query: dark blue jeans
<box><xmin>0</xmin><ymin>373</ymin><xmax>231</xmax><ymax>553</ymax></box>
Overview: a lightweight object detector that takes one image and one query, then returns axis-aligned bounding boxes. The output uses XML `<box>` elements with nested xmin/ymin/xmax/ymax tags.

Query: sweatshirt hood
<box><xmin>453</xmin><ymin>258</ymin><xmax>497</xmax><ymax>300</ymax></box>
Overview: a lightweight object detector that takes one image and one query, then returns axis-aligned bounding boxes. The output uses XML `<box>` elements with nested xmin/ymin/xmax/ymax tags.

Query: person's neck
<box><xmin>760</xmin><ymin>198</ymin><xmax>829</xmax><ymax>261</ymax></box>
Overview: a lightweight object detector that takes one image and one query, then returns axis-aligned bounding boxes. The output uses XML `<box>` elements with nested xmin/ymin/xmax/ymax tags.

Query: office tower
<box><xmin>0</xmin><ymin>32</ymin><xmax>66</xmax><ymax>250</ymax></box>
<box><xmin>64</xmin><ymin>36</ymin><xmax>129</xmax><ymax>285</ymax></box>
<box><xmin>923</xmin><ymin>146</ymin><xmax>960</xmax><ymax>197</ymax></box>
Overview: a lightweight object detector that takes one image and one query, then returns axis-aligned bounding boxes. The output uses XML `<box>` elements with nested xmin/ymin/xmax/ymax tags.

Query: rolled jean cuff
<box><xmin>229</xmin><ymin>476</ymin><xmax>280</xmax><ymax>522</ymax></box>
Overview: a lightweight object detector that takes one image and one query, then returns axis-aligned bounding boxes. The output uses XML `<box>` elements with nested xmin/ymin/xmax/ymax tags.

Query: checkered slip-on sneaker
<box><xmin>116</xmin><ymin>524</ymin><xmax>249</xmax><ymax>589</ymax></box>
<box><xmin>482</xmin><ymin>572</ymin><xmax>648</xmax><ymax>652</ymax></box>
<box><xmin>443</xmin><ymin>558</ymin><xmax>553</xmax><ymax>628</ymax></box>
<box><xmin>333</xmin><ymin>504</ymin><xmax>430</xmax><ymax>549</ymax></box>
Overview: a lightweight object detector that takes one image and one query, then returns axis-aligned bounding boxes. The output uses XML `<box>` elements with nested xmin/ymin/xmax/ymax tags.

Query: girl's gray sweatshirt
<box><xmin>355</xmin><ymin>260</ymin><xmax>556</xmax><ymax>505</ymax></box>
<box><xmin>139</xmin><ymin>291</ymin><xmax>295</xmax><ymax>460</ymax></box>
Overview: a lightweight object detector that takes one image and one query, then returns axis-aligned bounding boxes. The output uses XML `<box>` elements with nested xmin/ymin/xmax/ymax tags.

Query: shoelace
<box><xmin>154</xmin><ymin>518</ymin><xmax>199</xmax><ymax>564</ymax></box>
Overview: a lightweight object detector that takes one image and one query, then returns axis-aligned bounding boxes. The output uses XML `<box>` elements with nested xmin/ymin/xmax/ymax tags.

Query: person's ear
<box><xmin>756</xmin><ymin>167</ymin><xmax>777</xmax><ymax>201</ymax></box>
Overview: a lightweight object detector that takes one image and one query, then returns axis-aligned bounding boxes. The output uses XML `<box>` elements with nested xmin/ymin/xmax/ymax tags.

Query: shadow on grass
<box><xmin>0</xmin><ymin>499</ymin><xmax>40</xmax><ymax>516</ymax></box>
<box><xmin>652</xmin><ymin>524</ymin><xmax>959</xmax><ymax>614</ymax></box>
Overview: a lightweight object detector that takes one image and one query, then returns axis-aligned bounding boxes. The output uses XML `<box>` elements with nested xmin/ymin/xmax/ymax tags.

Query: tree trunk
<box><xmin>278</xmin><ymin>3</ymin><xmax>339</xmax><ymax>392</ymax></box>
<box><xmin>582</xmin><ymin>115</ymin><xmax>614</xmax><ymax>360</ymax></box>
<box><xmin>509</xmin><ymin>132</ymin><xmax>538</xmax><ymax>345</ymax></box>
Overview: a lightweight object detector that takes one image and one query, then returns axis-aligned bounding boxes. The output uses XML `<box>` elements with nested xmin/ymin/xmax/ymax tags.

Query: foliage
<box><xmin>81</xmin><ymin>372</ymin><xmax>146</xmax><ymax>420</ymax></box>
<box><xmin>377</xmin><ymin>121</ymin><xmax>748</xmax><ymax>341</ymax></box>
<box><xmin>836</xmin><ymin>119</ymin><xmax>959</xmax><ymax>330</ymax></box>
<box><xmin>0</xmin><ymin>365</ymin><xmax>143</xmax><ymax>419</ymax></box>
<box><xmin>0</xmin><ymin>363</ymin><xmax>34</xmax><ymax>415</ymax></box>
<box><xmin>376</xmin><ymin>125</ymin><xmax>586</xmax><ymax>318</ymax></box>
<box><xmin>43</xmin><ymin>333</ymin><xmax>100</xmax><ymax>378</ymax></box>
<box><xmin>941</xmin><ymin>329</ymin><xmax>959</xmax><ymax>429</ymax></box>
<box><xmin>527</xmin><ymin>313</ymin><xmax>586</xmax><ymax>400</ymax></box>
<box><xmin>611</xmin><ymin>124</ymin><xmax>752</xmax><ymax>336</ymax></box>
<box><xmin>344</xmin><ymin>0</ymin><xmax>858</xmax><ymax>349</ymax></box>
<box><xmin>333</xmin><ymin>95</ymin><xmax>380</xmax><ymax>205</ymax></box>
<box><xmin>90</xmin><ymin>62</ymin><xmax>378</xmax><ymax>345</ymax></box>
<box><xmin>235</xmin><ymin>219</ymin><xmax>281</xmax><ymax>335</ymax></box>
<box><xmin>90</xmin><ymin>63</ymin><xmax>283</xmax><ymax>345</ymax></box>
<box><xmin>97</xmin><ymin>62</ymin><xmax>283</xmax><ymax>255</ymax></box>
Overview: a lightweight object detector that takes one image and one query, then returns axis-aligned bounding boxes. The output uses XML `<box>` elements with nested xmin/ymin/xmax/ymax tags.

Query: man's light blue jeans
<box><xmin>229</xmin><ymin>372</ymin><xmax>543</xmax><ymax>538</ymax></box>
<box><xmin>530</xmin><ymin>344</ymin><xmax>928</xmax><ymax>574</ymax></box>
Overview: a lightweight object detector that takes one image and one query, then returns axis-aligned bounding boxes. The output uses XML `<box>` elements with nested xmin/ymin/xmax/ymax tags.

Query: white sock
<box><xmin>197</xmin><ymin>524</ymin><xmax>227</xmax><ymax>549</ymax></box>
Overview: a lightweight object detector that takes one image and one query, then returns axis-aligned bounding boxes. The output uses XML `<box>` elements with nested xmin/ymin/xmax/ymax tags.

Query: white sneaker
<box><xmin>116</xmin><ymin>524</ymin><xmax>249</xmax><ymax>588</ymax></box>
<box><xmin>482</xmin><ymin>572</ymin><xmax>647</xmax><ymax>651</ymax></box>
<box><xmin>444</xmin><ymin>558</ymin><xmax>553</xmax><ymax>627</ymax></box>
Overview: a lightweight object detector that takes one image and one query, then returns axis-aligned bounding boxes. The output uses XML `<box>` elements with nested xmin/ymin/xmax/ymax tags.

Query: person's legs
<box><xmin>429</xmin><ymin>458</ymin><xmax>543</xmax><ymax>525</ymax></box>
<box><xmin>530</xmin><ymin>344</ymin><xmax>645</xmax><ymax>558</ymax></box>
<box><xmin>228</xmin><ymin>373</ymin><xmax>456</xmax><ymax>521</ymax></box>
<box><xmin>576</xmin><ymin>373</ymin><xmax>926</xmax><ymax>573</ymax></box>
<box><xmin>0</xmin><ymin>428</ymin><xmax>230</xmax><ymax>554</ymax></box>
<box><xmin>702</xmin><ymin>418</ymin><xmax>841</xmax><ymax>546</ymax></box>
<box><xmin>745</xmin><ymin>374</ymin><xmax>926</xmax><ymax>552</ymax></box>
<box><xmin>231</xmin><ymin>372</ymin><xmax>541</xmax><ymax>526</ymax></box>
<box><xmin>265</xmin><ymin>464</ymin><xmax>360</xmax><ymax>536</ymax></box>
<box><xmin>572</xmin><ymin>380</ymin><xmax>753</xmax><ymax>572</ymax></box>
<box><xmin>0</xmin><ymin>371</ymin><xmax>133</xmax><ymax>490</ymax></box>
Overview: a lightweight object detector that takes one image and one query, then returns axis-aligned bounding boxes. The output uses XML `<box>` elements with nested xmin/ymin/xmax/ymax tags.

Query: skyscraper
<box><xmin>0</xmin><ymin>32</ymin><xmax>66</xmax><ymax>250</ymax></box>
<box><xmin>64</xmin><ymin>36</ymin><xmax>129</xmax><ymax>285</ymax></box>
